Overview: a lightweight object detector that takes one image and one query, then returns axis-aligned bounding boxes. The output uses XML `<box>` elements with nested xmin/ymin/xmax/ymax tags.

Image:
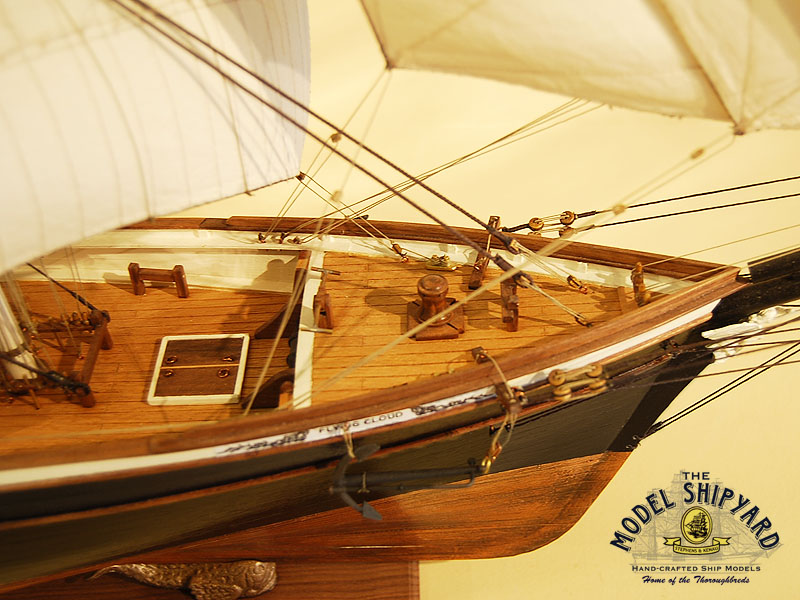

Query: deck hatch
<box><xmin>147</xmin><ymin>334</ymin><xmax>250</xmax><ymax>406</ymax></box>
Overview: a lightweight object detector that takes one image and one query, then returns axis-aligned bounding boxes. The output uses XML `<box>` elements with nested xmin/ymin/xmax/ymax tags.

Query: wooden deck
<box><xmin>0</xmin><ymin>280</ymin><xmax>292</xmax><ymax>453</ymax></box>
<box><xmin>0</xmin><ymin>253</ymin><xmax>630</xmax><ymax>455</ymax></box>
<box><xmin>312</xmin><ymin>254</ymin><xmax>628</xmax><ymax>401</ymax></box>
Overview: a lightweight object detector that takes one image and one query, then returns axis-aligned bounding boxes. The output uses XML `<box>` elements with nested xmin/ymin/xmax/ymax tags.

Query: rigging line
<box><xmin>451</xmin><ymin>104</ymin><xmax>602</xmax><ymax>164</ymax></box>
<box><xmin>503</xmin><ymin>132</ymin><xmax>737</xmax><ymax>277</ymax></box>
<box><xmin>293</xmin><ymin>173</ymin><xmax>340</xmax><ymax>208</ymax></box>
<box><xmin>298</xmin><ymin>216</ymin><xmax>391</xmax><ymax>251</ymax></box>
<box><xmin>37</xmin><ymin>259</ymin><xmax>78</xmax><ymax>351</ymax></box>
<box><xmin>594</xmin><ymin>191</ymin><xmax>800</xmax><ymax>229</ymax></box>
<box><xmin>659</xmin><ymin>333</ymin><xmax>800</xmax><ymax>378</ymax></box>
<box><xmin>113</xmin><ymin>1</ymin><xmax>485</xmax><ymax>254</ymax></box>
<box><xmin>284</xmin><ymin>194</ymin><xmax>374</xmax><ymax>242</ymax></box>
<box><xmin>281</xmin><ymin>101</ymin><xmax>597</xmax><ymax>237</ymax></box>
<box><xmin>0</xmin><ymin>351</ymin><xmax>91</xmax><ymax>394</ymax></box>
<box><xmin>707</xmin><ymin>338</ymin><xmax>800</xmax><ymax>351</ymax></box>
<box><xmin>268</xmin><ymin>155</ymin><xmax>332</xmax><ymax>234</ymax></box>
<box><xmin>481</xmin><ymin>353</ymin><xmax>519</xmax><ymax>474</ymax></box>
<box><xmin>338</xmin><ymin>69</ymin><xmax>393</xmax><ymax>193</ymax></box>
<box><xmin>516</xmin><ymin>278</ymin><xmax>587</xmax><ymax>322</ymax></box>
<box><xmin>659</xmin><ymin>317</ymin><xmax>800</xmax><ymax>358</ymax></box>
<box><xmin>611</xmin><ymin>133</ymin><xmax>734</xmax><ymax>211</ymax></box>
<box><xmin>277</xmin><ymin>183</ymin><xmax>393</xmax><ymax>235</ymax></box>
<box><xmin>678</xmin><ymin>336</ymin><xmax>800</xmax><ymax>360</ymax></box>
<box><xmin>291</xmin><ymin>100</ymin><xmax>586</xmax><ymax>246</ymax></box>
<box><xmin>287</xmin><ymin>185</ymin><xmax>385</xmax><ymax>246</ymax></box>
<box><xmin>515</xmin><ymin>246</ymin><xmax>579</xmax><ymax>282</ymax></box>
<box><xmin>645</xmin><ymin>342</ymin><xmax>800</xmax><ymax>436</ymax></box>
<box><xmin>578</xmin><ymin>336</ymin><xmax>800</xmax><ymax>412</ymax></box>
<box><xmin>747</xmin><ymin>244</ymin><xmax>800</xmax><ymax>269</ymax></box>
<box><xmin>295</xmin><ymin>210</ymin><xmax>389</xmax><ymax>250</ymax></box>
<box><xmin>644</xmin><ymin>241</ymin><xmax>800</xmax><ymax>297</ymax></box>
<box><xmin>584</xmin><ymin>173</ymin><xmax>800</xmax><ymax>219</ymax></box>
<box><xmin>283</xmin><ymin>196</ymin><xmax>431</xmax><ymax>261</ymax></box>
<box><xmin>576</xmin><ymin>351</ymin><xmax>800</xmax><ymax>430</ymax></box>
<box><xmin>626</xmin><ymin>173</ymin><xmax>800</xmax><ymax>210</ymax></box>
<box><xmin>644</xmin><ymin>263</ymin><xmax>735</xmax><ymax>294</ymax></box>
<box><xmin>348</xmin><ymin>101</ymin><xmax>600</xmax><ymax>210</ymax></box>
<box><xmin>2</xmin><ymin>273</ymin><xmax>59</xmax><ymax>370</ymax></box>
<box><xmin>65</xmin><ymin>246</ymin><xmax>86</xmax><ymax>316</ymax></box>
<box><xmin>290</xmin><ymin>178</ymin><xmax>385</xmax><ymax>243</ymax></box>
<box><xmin>296</xmin><ymin>172</ymin><xmax>399</xmax><ymax>246</ymax></box>
<box><xmin>26</xmin><ymin>263</ymin><xmax>108</xmax><ymax>319</ymax></box>
<box><xmin>640</xmin><ymin>223</ymin><xmax>800</xmax><ymax>270</ymax></box>
<box><xmin>121</xmin><ymin>0</ymin><xmax>517</xmax><ymax>251</ymax></box>
<box><xmin>279</xmin><ymin>193</ymin><xmax>433</xmax><ymax>260</ymax></box>
<box><xmin>267</xmin><ymin>71</ymin><xmax>389</xmax><ymax>234</ymax></box>
<box><xmin>410</xmin><ymin>99</ymin><xmax>587</xmax><ymax>175</ymax></box>
<box><xmin>117</xmin><ymin>2</ymin><xmax>588</xmax><ymax>322</ymax></box>
<box><xmin>500</xmin><ymin>134</ymin><xmax>736</xmax><ymax>240</ymax></box>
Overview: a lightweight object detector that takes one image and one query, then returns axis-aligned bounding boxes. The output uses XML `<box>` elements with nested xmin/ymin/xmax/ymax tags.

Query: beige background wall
<box><xmin>179</xmin><ymin>2</ymin><xmax>800</xmax><ymax>597</ymax></box>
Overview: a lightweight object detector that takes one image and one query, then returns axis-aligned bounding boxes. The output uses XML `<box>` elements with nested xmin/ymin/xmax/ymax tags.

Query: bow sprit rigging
<box><xmin>645</xmin><ymin>341</ymin><xmax>800</xmax><ymax>438</ymax></box>
<box><xmin>502</xmin><ymin>175</ymin><xmax>800</xmax><ymax>236</ymax></box>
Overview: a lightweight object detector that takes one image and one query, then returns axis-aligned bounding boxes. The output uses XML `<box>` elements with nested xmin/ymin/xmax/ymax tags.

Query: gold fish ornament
<box><xmin>90</xmin><ymin>560</ymin><xmax>277</xmax><ymax>599</ymax></box>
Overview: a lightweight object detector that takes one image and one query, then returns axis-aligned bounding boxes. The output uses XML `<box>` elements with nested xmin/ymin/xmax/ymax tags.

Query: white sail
<box><xmin>361</xmin><ymin>0</ymin><xmax>800</xmax><ymax>133</ymax></box>
<box><xmin>0</xmin><ymin>0</ymin><xmax>310</xmax><ymax>273</ymax></box>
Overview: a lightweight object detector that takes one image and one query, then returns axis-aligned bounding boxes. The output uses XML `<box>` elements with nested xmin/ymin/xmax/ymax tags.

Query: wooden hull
<box><xmin>134</xmin><ymin>451</ymin><xmax>630</xmax><ymax>563</ymax></box>
<box><xmin>4</xmin><ymin>219</ymin><xmax>796</xmax><ymax>595</ymax></box>
<box><xmin>0</xmin><ymin>452</ymin><xmax>626</xmax><ymax>594</ymax></box>
<box><xmin>0</xmin><ymin>341</ymin><xmax>707</xmax><ymax>589</ymax></box>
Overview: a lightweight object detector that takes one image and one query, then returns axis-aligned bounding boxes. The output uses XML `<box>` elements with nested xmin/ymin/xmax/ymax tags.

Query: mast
<box><xmin>0</xmin><ymin>284</ymin><xmax>36</xmax><ymax>381</ymax></box>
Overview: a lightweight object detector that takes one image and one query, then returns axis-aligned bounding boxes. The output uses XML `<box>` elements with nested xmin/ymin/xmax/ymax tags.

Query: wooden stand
<box><xmin>128</xmin><ymin>263</ymin><xmax>189</xmax><ymax>298</ymax></box>
<box><xmin>0</xmin><ymin>562</ymin><xmax>419</xmax><ymax>600</ymax></box>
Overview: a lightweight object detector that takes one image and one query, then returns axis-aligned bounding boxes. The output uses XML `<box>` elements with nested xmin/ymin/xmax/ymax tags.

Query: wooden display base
<box><xmin>0</xmin><ymin>562</ymin><xmax>419</xmax><ymax>600</ymax></box>
<box><xmin>147</xmin><ymin>334</ymin><xmax>249</xmax><ymax>406</ymax></box>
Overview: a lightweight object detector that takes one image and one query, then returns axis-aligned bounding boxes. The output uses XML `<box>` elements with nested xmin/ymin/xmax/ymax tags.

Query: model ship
<box><xmin>1</xmin><ymin>0</ymin><xmax>799</xmax><ymax>595</ymax></box>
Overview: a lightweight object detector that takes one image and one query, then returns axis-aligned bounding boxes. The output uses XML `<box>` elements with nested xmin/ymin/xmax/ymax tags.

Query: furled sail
<box><xmin>361</xmin><ymin>0</ymin><xmax>800</xmax><ymax>133</ymax></box>
<box><xmin>0</xmin><ymin>0</ymin><xmax>310</xmax><ymax>273</ymax></box>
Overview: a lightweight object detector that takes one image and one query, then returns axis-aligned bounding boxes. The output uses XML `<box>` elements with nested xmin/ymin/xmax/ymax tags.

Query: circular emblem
<box><xmin>681</xmin><ymin>506</ymin><xmax>712</xmax><ymax>545</ymax></box>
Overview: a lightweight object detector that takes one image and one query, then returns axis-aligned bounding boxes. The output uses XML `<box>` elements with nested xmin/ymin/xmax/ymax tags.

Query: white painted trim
<box><xmin>292</xmin><ymin>251</ymin><xmax>326</xmax><ymax>408</ymax></box>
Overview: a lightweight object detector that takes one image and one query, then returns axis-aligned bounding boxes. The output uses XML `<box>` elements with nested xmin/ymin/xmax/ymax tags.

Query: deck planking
<box><xmin>311</xmin><ymin>254</ymin><xmax>627</xmax><ymax>401</ymax></box>
<box><xmin>1</xmin><ymin>280</ymin><xmax>292</xmax><ymax>453</ymax></box>
<box><xmin>0</xmin><ymin>252</ymin><xmax>630</xmax><ymax>454</ymax></box>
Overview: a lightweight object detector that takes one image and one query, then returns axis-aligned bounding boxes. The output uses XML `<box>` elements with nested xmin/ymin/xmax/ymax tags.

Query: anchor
<box><xmin>330</xmin><ymin>443</ymin><xmax>480</xmax><ymax>520</ymax></box>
